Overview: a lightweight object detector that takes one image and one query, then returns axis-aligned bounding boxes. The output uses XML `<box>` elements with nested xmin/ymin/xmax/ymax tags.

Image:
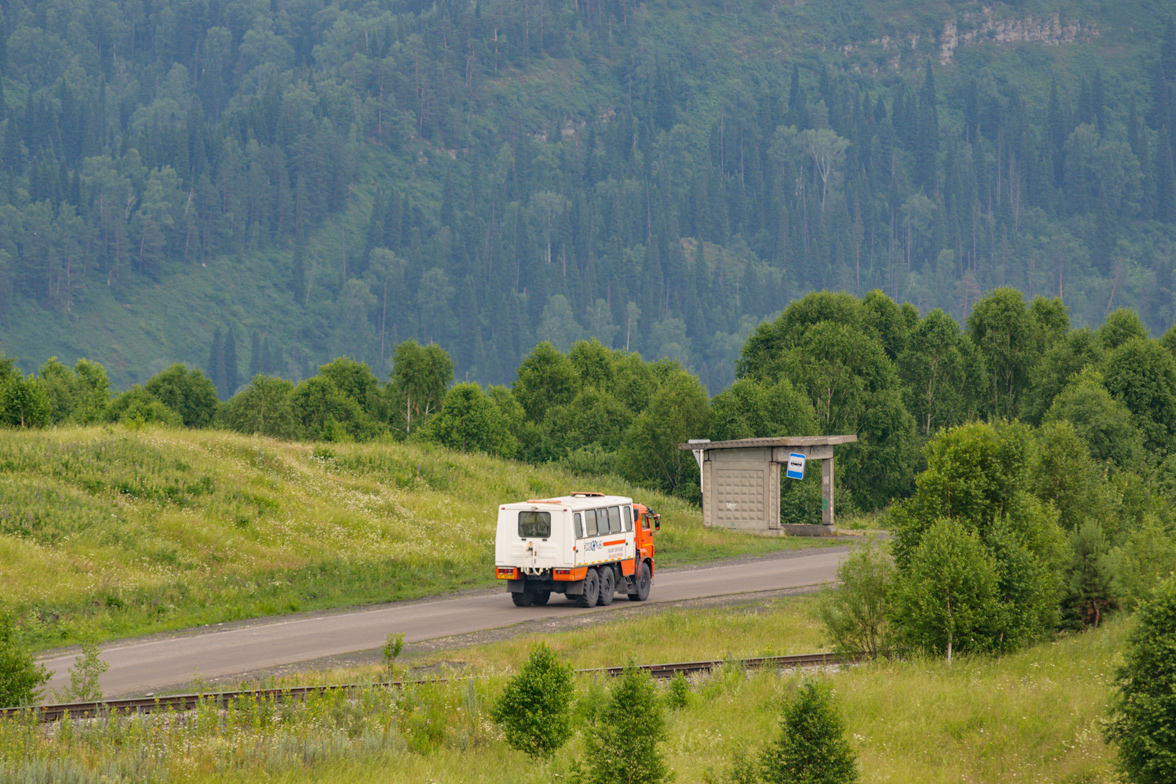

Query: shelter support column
<box><xmin>821</xmin><ymin>458</ymin><xmax>834</xmax><ymax>529</ymax></box>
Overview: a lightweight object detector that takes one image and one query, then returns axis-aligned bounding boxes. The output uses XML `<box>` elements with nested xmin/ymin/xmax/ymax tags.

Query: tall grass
<box><xmin>0</xmin><ymin>596</ymin><xmax>1122</xmax><ymax>783</ymax></box>
<box><xmin>0</xmin><ymin>426</ymin><xmax>828</xmax><ymax>648</ymax></box>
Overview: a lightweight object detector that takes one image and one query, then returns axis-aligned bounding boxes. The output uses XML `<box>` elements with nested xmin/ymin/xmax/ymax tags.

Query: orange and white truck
<box><xmin>494</xmin><ymin>492</ymin><xmax>660</xmax><ymax>607</ymax></box>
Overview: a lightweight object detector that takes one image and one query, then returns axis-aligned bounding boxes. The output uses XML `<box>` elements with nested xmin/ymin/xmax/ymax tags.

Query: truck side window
<box><xmin>585</xmin><ymin>509</ymin><xmax>598</xmax><ymax>537</ymax></box>
<box><xmin>623</xmin><ymin>506</ymin><xmax>632</xmax><ymax>532</ymax></box>
<box><xmin>574</xmin><ymin>513</ymin><xmax>583</xmax><ymax>539</ymax></box>
<box><xmin>518</xmin><ymin>511</ymin><xmax>551</xmax><ymax>538</ymax></box>
<box><xmin>607</xmin><ymin>506</ymin><xmax>621</xmax><ymax>534</ymax></box>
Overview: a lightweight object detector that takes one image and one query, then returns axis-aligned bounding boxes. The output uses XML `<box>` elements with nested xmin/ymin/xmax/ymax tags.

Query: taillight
<box><xmin>496</xmin><ymin>567</ymin><xmax>519</xmax><ymax>579</ymax></box>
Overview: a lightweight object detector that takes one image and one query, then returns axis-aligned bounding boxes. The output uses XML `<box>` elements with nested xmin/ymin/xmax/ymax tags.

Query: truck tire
<box><xmin>532</xmin><ymin>590</ymin><xmax>551</xmax><ymax>606</ymax></box>
<box><xmin>597</xmin><ymin>567</ymin><xmax>615</xmax><ymax>606</ymax></box>
<box><xmin>512</xmin><ymin>590</ymin><xmax>535</xmax><ymax>607</ymax></box>
<box><xmin>577</xmin><ymin>569</ymin><xmax>600</xmax><ymax>608</ymax></box>
<box><xmin>627</xmin><ymin>561</ymin><xmax>652</xmax><ymax>602</ymax></box>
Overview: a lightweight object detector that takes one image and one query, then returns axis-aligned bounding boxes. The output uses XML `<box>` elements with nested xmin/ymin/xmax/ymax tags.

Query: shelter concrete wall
<box><xmin>684</xmin><ymin>437</ymin><xmax>856</xmax><ymax>536</ymax></box>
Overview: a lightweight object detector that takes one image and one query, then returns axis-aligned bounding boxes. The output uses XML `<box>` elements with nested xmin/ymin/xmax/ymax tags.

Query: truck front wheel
<box><xmin>577</xmin><ymin>569</ymin><xmax>600</xmax><ymax>608</ymax></box>
<box><xmin>627</xmin><ymin>561</ymin><xmax>652</xmax><ymax>602</ymax></box>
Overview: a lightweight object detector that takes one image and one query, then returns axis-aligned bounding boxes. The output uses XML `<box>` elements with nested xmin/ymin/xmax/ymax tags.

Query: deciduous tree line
<box><xmin>5</xmin><ymin>287</ymin><xmax>1175</xmax><ymax>527</ymax></box>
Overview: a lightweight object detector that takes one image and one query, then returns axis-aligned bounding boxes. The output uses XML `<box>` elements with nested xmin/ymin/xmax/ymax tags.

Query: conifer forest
<box><xmin>0</xmin><ymin>0</ymin><xmax>1173</xmax><ymax>394</ymax></box>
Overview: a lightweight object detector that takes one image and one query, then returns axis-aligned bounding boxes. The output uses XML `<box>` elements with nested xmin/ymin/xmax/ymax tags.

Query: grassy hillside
<box><xmin>0</xmin><ymin>425</ymin><xmax>826</xmax><ymax>648</ymax></box>
<box><xmin>0</xmin><ymin>596</ymin><xmax>1123</xmax><ymax>783</ymax></box>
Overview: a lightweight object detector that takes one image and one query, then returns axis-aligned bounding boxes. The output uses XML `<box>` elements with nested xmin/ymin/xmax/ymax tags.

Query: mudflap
<box><xmin>620</xmin><ymin>576</ymin><xmax>637</xmax><ymax>593</ymax></box>
<box><xmin>563</xmin><ymin>579</ymin><xmax>586</xmax><ymax>596</ymax></box>
<box><xmin>507</xmin><ymin>579</ymin><xmax>525</xmax><ymax>594</ymax></box>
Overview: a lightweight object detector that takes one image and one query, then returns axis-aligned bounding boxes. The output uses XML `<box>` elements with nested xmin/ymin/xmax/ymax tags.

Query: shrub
<box><xmin>0</xmin><ymin>614</ymin><xmax>50</xmax><ymax>708</ymax></box>
<box><xmin>585</xmin><ymin>663</ymin><xmax>671</xmax><ymax>784</ymax></box>
<box><xmin>1108</xmin><ymin>516</ymin><xmax>1176</xmax><ymax>610</ymax></box>
<box><xmin>762</xmin><ymin>681</ymin><xmax>858</xmax><ymax>784</ymax></box>
<box><xmin>216</xmin><ymin>375</ymin><xmax>299</xmax><ymax>439</ymax></box>
<box><xmin>144</xmin><ymin>364</ymin><xmax>220</xmax><ymax>428</ymax></box>
<box><xmin>383</xmin><ymin>632</ymin><xmax>405</xmax><ymax>675</ymax></box>
<box><xmin>892</xmin><ymin>519</ymin><xmax>1001</xmax><ymax>663</ymax></box>
<box><xmin>1105</xmin><ymin>576</ymin><xmax>1176</xmax><ymax>784</ymax></box>
<box><xmin>490</xmin><ymin>643</ymin><xmax>574</xmax><ymax>759</ymax></box>
<box><xmin>666</xmin><ymin>670</ymin><xmax>691</xmax><ymax>710</ymax></box>
<box><xmin>107</xmin><ymin>386</ymin><xmax>183</xmax><ymax>427</ymax></box>
<box><xmin>706</xmin><ymin>746</ymin><xmax>761</xmax><ymax>784</ymax></box>
<box><xmin>53</xmin><ymin>641</ymin><xmax>108</xmax><ymax>703</ymax></box>
<box><xmin>888</xmin><ymin>422</ymin><xmax>1067</xmax><ymax>654</ymax></box>
<box><xmin>0</xmin><ymin>372</ymin><xmax>50</xmax><ymax>428</ymax></box>
<box><xmin>818</xmin><ymin>538</ymin><xmax>893</xmax><ymax>657</ymax></box>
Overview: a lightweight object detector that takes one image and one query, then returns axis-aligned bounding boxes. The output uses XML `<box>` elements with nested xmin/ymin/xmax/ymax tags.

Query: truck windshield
<box><xmin>518</xmin><ymin>511</ymin><xmax>551</xmax><ymax>538</ymax></box>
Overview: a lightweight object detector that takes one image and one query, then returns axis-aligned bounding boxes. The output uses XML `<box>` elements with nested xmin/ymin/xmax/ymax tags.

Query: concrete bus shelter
<box><xmin>678</xmin><ymin>436</ymin><xmax>858</xmax><ymax>536</ymax></box>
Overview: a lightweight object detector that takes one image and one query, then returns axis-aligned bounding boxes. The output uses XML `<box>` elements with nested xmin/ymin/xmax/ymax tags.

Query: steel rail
<box><xmin>2</xmin><ymin>651</ymin><xmax>865</xmax><ymax>723</ymax></box>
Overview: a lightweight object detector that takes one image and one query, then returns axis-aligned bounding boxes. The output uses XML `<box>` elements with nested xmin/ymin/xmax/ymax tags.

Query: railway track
<box><xmin>2</xmin><ymin>651</ymin><xmax>864</xmax><ymax>724</ymax></box>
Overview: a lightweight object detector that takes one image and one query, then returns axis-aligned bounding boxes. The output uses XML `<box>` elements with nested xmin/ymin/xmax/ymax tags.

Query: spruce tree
<box><xmin>248</xmin><ymin>330</ymin><xmax>262</xmax><ymax>380</ymax></box>
<box><xmin>207</xmin><ymin>327</ymin><xmax>224</xmax><ymax>395</ymax></box>
<box><xmin>290</xmin><ymin>237</ymin><xmax>306</xmax><ymax>303</ymax></box>
<box><xmin>1157</xmin><ymin>128</ymin><xmax>1175</xmax><ymax>224</ymax></box>
<box><xmin>1064</xmin><ymin>519</ymin><xmax>1117</xmax><ymax>629</ymax></box>
<box><xmin>1161</xmin><ymin>16</ymin><xmax>1176</xmax><ymax>82</ymax></box>
<box><xmin>586</xmin><ymin>663</ymin><xmax>670</xmax><ymax>784</ymax></box>
<box><xmin>262</xmin><ymin>337</ymin><xmax>276</xmax><ymax>376</ymax></box>
<box><xmin>223</xmin><ymin>325</ymin><xmax>240</xmax><ymax>396</ymax></box>
<box><xmin>762</xmin><ymin>681</ymin><xmax>858</xmax><ymax>784</ymax></box>
<box><xmin>915</xmin><ymin>60</ymin><xmax>939</xmax><ymax>192</ymax></box>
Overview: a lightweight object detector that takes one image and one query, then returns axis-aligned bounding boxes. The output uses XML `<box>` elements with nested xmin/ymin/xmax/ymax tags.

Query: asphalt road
<box><xmin>39</xmin><ymin>547</ymin><xmax>846</xmax><ymax>698</ymax></box>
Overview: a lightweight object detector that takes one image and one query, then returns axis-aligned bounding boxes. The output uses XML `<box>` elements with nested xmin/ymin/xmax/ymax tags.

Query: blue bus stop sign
<box><xmin>785</xmin><ymin>452</ymin><xmax>806</xmax><ymax>480</ymax></box>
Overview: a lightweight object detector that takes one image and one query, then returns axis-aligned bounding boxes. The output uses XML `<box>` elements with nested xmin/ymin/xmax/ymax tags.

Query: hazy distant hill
<box><xmin>0</xmin><ymin>0</ymin><xmax>1172</xmax><ymax>393</ymax></box>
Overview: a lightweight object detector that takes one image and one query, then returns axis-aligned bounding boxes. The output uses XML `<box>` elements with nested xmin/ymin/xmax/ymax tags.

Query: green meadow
<box><xmin>0</xmin><ymin>426</ymin><xmax>829</xmax><ymax>648</ymax></box>
<box><xmin>0</xmin><ymin>596</ymin><xmax>1121</xmax><ymax>783</ymax></box>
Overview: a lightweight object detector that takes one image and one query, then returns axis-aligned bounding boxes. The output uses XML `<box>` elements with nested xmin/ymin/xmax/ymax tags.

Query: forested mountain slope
<box><xmin>0</xmin><ymin>0</ymin><xmax>1173</xmax><ymax>392</ymax></box>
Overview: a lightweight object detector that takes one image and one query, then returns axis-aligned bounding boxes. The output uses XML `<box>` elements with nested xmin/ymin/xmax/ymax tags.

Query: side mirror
<box><xmin>654</xmin><ymin>514</ymin><xmax>661</xmax><ymax>532</ymax></box>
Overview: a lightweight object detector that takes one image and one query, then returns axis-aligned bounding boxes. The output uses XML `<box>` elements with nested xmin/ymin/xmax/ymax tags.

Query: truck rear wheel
<box><xmin>627</xmin><ymin>561</ymin><xmax>652</xmax><ymax>602</ymax></box>
<box><xmin>597</xmin><ymin>567</ymin><xmax>615</xmax><ymax>606</ymax></box>
<box><xmin>512</xmin><ymin>588</ymin><xmax>550</xmax><ymax>607</ymax></box>
<box><xmin>576</xmin><ymin>569</ymin><xmax>600</xmax><ymax>608</ymax></box>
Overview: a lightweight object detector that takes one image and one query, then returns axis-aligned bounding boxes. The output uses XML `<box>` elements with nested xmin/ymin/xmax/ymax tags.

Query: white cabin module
<box><xmin>494</xmin><ymin>492</ymin><xmax>659</xmax><ymax>608</ymax></box>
